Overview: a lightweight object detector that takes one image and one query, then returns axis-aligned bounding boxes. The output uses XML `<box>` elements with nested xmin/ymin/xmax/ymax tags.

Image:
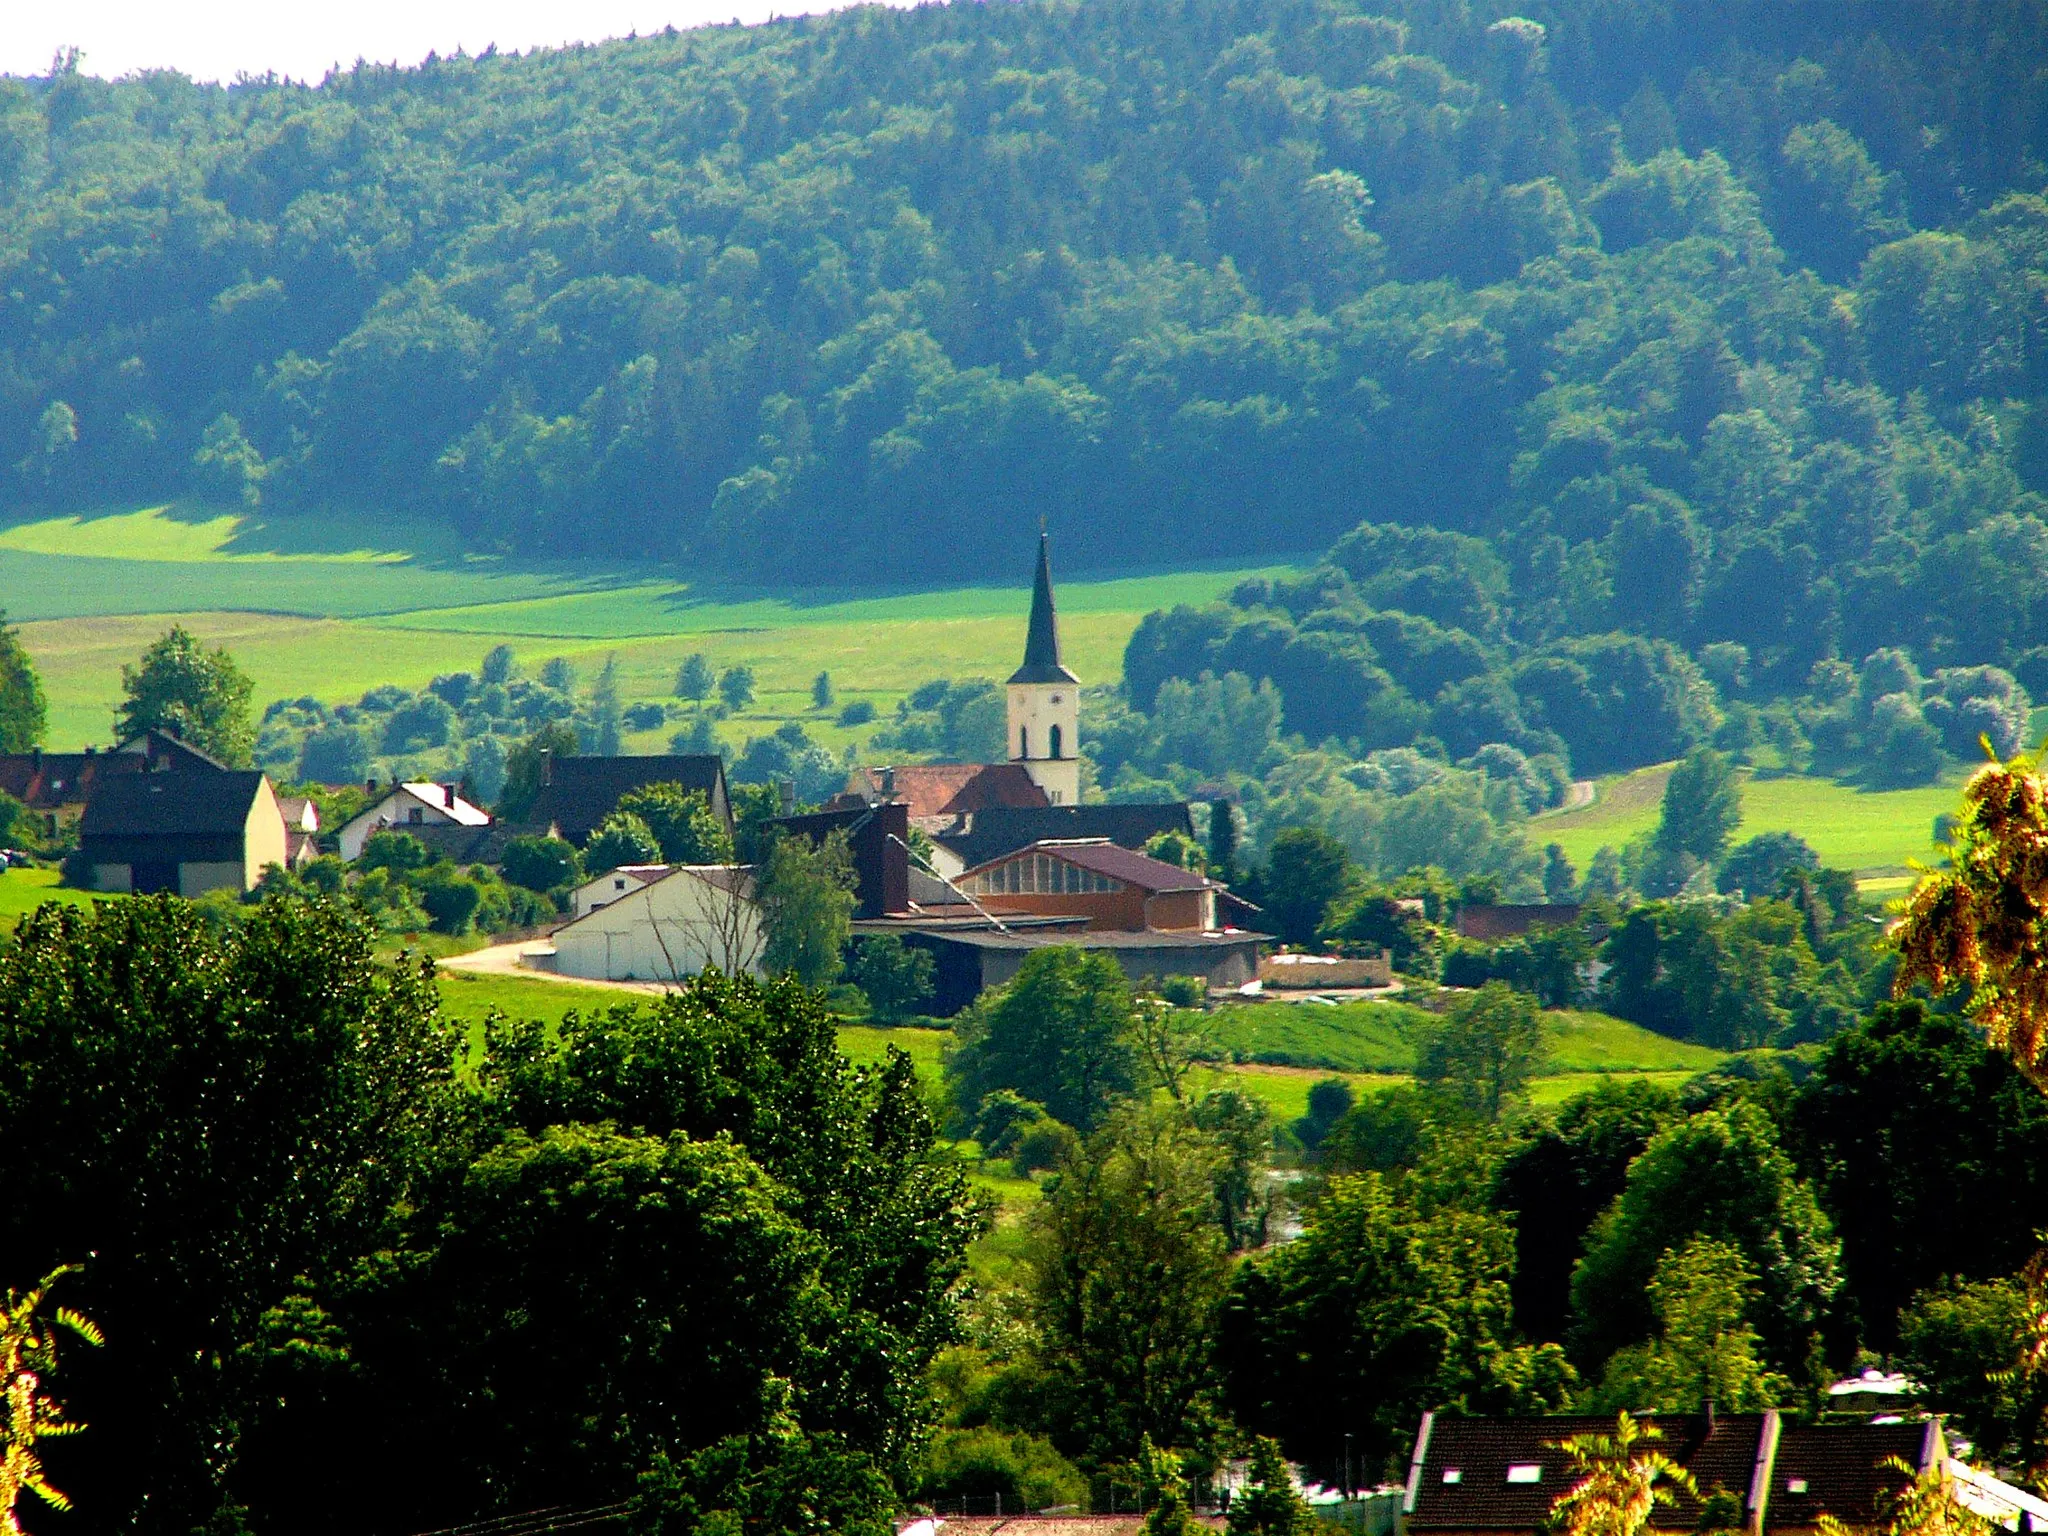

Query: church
<box><xmin>828</xmin><ymin>532</ymin><xmax>1192</xmax><ymax>876</ymax></box>
<box><xmin>801</xmin><ymin>534</ymin><xmax>1266</xmax><ymax>1013</ymax></box>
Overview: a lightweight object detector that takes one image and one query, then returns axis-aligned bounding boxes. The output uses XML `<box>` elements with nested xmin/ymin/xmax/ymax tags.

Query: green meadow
<box><xmin>7</xmin><ymin>503</ymin><xmax>1276</xmax><ymax>750</ymax></box>
<box><xmin>1532</xmin><ymin>761</ymin><xmax>1962</xmax><ymax>880</ymax></box>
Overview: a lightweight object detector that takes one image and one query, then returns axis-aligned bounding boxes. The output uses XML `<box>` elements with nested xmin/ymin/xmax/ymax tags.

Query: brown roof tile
<box><xmin>1769</xmin><ymin>1422</ymin><xmax>1940</xmax><ymax>1531</ymax></box>
<box><xmin>1405</xmin><ymin>1414</ymin><xmax>1771</xmax><ymax>1531</ymax></box>
<box><xmin>964</xmin><ymin>838</ymin><xmax>1215</xmax><ymax>894</ymax></box>
<box><xmin>852</xmin><ymin>764</ymin><xmax>1049</xmax><ymax>819</ymax></box>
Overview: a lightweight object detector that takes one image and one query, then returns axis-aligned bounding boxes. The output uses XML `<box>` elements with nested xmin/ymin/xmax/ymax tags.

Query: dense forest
<box><xmin>5</xmin><ymin>0</ymin><xmax>2048</xmax><ymax>627</ymax></box>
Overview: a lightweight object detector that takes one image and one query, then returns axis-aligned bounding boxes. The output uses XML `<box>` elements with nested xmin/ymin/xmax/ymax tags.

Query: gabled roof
<box><xmin>1009</xmin><ymin>532</ymin><xmax>1080</xmax><ymax>685</ymax></box>
<box><xmin>849</xmin><ymin>764</ymin><xmax>1049</xmax><ymax>819</ymax></box>
<box><xmin>1770</xmin><ymin>1422</ymin><xmax>1941</xmax><ymax>1530</ymax></box>
<box><xmin>115</xmin><ymin>730</ymin><xmax>229</xmax><ymax>772</ymax></box>
<box><xmin>935</xmin><ymin>802</ymin><xmax>1192</xmax><ymax>868</ymax></box>
<box><xmin>551</xmin><ymin>863</ymin><xmax>757</xmax><ymax>935</ymax></box>
<box><xmin>965</xmin><ymin>837</ymin><xmax>1215</xmax><ymax>894</ymax></box>
<box><xmin>403</xmin><ymin>821</ymin><xmax>542</xmax><ymax>866</ymax></box>
<box><xmin>0</xmin><ymin>751</ymin><xmax>137</xmax><ymax>810</ymax></box>
<box><xmin>394</xmin><ymin>782</ymin><xmax>491</xmax><ymax>826</ymax></box>
<box><xmin>81</xmin><ymin>771</ymin><xmax>268</xmax><ymax>838</ymax></box>
<box><xmin>1404</xmin><ymin>1414</ymin><xmax>1771</xmax><ymax>1531</ymax></box>
<box><xmin>530</xmin><ymin>754</ymin><xmax>730</xmax><ymax>846</ymax></box>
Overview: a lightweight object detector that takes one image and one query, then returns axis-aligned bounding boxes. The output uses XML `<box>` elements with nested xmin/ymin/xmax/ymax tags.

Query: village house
<box><xmin>0</xmin><ymin>728</ymin><xmax>226</xmax><ymax>836</ymax></box>
<box><xmin>79</xmin><ymin>770</ymin><xmax>288</xmax><ymax>896</ymax></box>
<box><xmin>336</xmin><ymin>781</ymin><xmax>492</xmax><ymax>861</ymax></box>
<box><xmin>527</xmin><ymin>751</ymin><xmax>731</xmax><ymax>847</ymax></box>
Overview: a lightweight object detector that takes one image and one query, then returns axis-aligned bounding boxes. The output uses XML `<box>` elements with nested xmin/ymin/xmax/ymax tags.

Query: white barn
<box><xmin>546</xmin><ymin>865</ymin><xmax>764</xmax><ymax>982</ymax></box>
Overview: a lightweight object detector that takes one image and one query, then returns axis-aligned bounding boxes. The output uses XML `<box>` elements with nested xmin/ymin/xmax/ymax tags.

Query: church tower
<box><xmin>1008</xmin><ymin>533</ymin><xmax>1081</xmax><ymax>805</ymax></box>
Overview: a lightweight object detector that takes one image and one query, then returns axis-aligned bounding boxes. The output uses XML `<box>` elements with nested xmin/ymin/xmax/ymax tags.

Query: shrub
<box><xmin>503</xmin><ymin>835</ymin><xmax>582</xmax><ymax>894</ymax></box>
<box><xmin>837</xmin><ymin>699</ymin><xmax>877</xmax><ymax>726</ymax></box>
<box><xmin>359</xmin><ymin>830</ymin><xmax>430</xmax><ymax>873</ymax></box>
<box><xmin>585</xmin><ymin>813</ymin><xmax>662</xmax><ymax>872</ymax></box>
<box><xmin>846</xmin><ymin>935</ymin><xmax>935</xmax><ymax>1024</ymax></box>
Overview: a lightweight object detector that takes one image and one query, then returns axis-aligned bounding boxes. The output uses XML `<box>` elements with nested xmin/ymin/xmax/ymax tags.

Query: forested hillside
<box><xmin>5</xmin><ymin>0</ymin><xmax>2048</xmax><ymax>610</ymax></box>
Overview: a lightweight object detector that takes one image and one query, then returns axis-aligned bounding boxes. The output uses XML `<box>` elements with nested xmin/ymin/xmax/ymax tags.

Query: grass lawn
<box><xmin>12</xmin><ymin>505</ymin><xmax>1281</xmax><ymax>749</ymax></box>
<box><xmin>0</xmin><ymin>866</ymin><xmax>105</xmax><ymax>926</ymax></box>
<box><xmin>1204</xmin><ymin>998</ymin><xmax>1725</xmax><ymax>1078</ymax></box>
<box><xmin>1533</xmin><ymin>762</ymin><xmax>1964</xmax><ymax>876</ymax></box>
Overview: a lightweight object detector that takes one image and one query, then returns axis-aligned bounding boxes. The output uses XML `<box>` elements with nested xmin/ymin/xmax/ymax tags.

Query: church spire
<box><xmin>1010</xmin><ymin>532</ymin><xmax>1079</xmax><ymax>685</ymax></box>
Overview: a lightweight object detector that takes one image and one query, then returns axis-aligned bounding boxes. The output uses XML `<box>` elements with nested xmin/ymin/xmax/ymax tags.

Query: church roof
<box><xmin>847</xmin><ymin>763</ymin><xmax>1049</xmax><ymax>819</ymax></box>
<box><xmin>1009</xmin><ymin>533</ymin><xmax>1079</xmax><ymax>685</ymax></box>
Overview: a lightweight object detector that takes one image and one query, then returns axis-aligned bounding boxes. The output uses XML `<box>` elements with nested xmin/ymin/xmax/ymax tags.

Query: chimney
<box><xmin>778</xmin><ymin>780</ymin><xmax>796</xmax><ymax>815</ymax></box>
<box><xmin>30</xmin><ymin>748</ymin><xmax>40</xmax><ymax>770</ymax></box>
<box><xmin>540</xmin><ymin>748</ymin><xmax>554</xmax><ymax>786</ymax></box>
<box><xmin>365</xmin><ymin>778</ymin><xmax>377</xmax><ymax>795</ymax></box>
<box><xmin>880</xmin><ymin>765</ymin><xmax>896</xmax><ymax>798</ymax></box>
<box><xmin>442</xmin><ymin>783</ymin><xmax>456</xmax><ymax>808</ymax></box>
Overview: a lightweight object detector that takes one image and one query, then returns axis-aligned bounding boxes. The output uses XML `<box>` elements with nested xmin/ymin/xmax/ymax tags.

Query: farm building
<box><xmin>541</xmin><ymin>865</ymin><xmax>762</xmax><ymax>982</ymax></box>
<box><xmin>80</xmin><ymin>770</ymin><xmax>288</xmax><ymax>896</ymax></box>
<box><xmin>572</xmin><ymin>863</ymin><xmax>672</xmax><ymax>918</ymax></box>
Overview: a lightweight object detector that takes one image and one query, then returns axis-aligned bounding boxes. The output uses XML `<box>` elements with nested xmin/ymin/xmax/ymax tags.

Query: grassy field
<box><xmin>1206</xmin><ymin>998</ymin><xmax>1727</xmax><ymax>1077</ymax></box>
<box><xmin>10</xmin><ymin>504</ymin><xmax>1278</xmax><ymax>749</ymax></box>
<box><xmin>0</xmin><ymin>866</ymin><xmax>102</xmax><ymax>925</ymax></box>
<box><xmin>1533</xmin><ymin>762</ymin><xmax>1962</xmax><ymax>878</ymax></box>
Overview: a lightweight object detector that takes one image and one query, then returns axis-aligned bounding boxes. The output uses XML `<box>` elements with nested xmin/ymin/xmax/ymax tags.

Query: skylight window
<box><xmin>1787</xmin><ymin>1479</ymin><xmax>1810</xmax><ymax>1495</ymax></box>
<box><xmin>1507</xmin><ymin>1466</ymin><xmax>1543</xmax><ymax>1484</ymax></box>
<box><xmin>1442</xmin><ymin>1469</ymin><xmax>1462</xmax><ymax>1485</ymax></box>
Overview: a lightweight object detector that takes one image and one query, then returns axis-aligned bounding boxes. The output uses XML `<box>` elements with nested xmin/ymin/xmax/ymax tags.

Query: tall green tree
<box><xmin>1586</xmin><ymin>1237</ymin><xmax>1788</xmax><ymax>1412</ymax></box>
<box><xmin>0</xmin><ymin>896</ymin><xmax>456</xmax><ymax>1533</ymax></box>
<box><xmin>497</xmin><ymin>720</ymin><xmax>581</xmax><ymax>820</ymax></box>
<box><xmin>757</xmin><ymin>828</ymin><xmax>857</xmax><ymax>985</ymax></box>
<box><xmin>1260</xmin><ymin>827</ymin><xmax>1353</xmax><ymax>946</ymax></box>
<box><xmin>588</xmin><ymin>652</ymin><xmax>624</xmax><ymax>755</ymax></box>
<box><xmin>948</xmin><ymin>947</ymin><xmax>1140</xmax><ymax>1134</ymax></box>
<box><xmin>114</xmin><ymin>626</ymin><xmax>255</xmax><ymax>765</ymax></box>
<box><xmin>1654</xmin><ymin>748</ymin><xmax>1742</xmax><ymax>865</ymax></box>
<box><xmin>1570</xmin><ymin>1102</ymin><xmax>1843</xmax><ymax>1381</ymax></box>
<box><xmin>0</xmin><ymin>613</ymin><xmax>45</xmax><ymax>752</ymax></box>
<box><xmin>1416</xmin><ymin>981</ymin><xmax>1549</xmax><ymax>1120</ymax></box>
<box><xmin>675</xmin><ymin>654</ymin><xmax>714</xmax><ymax>702</ymax></box>
<box><xmin>1218</xmin><ymin>1168</ymin><xmax>1574</xmax><ymax>1477</ymax></box>
<box><xmin>1024</xmin><ymin>1105</ymin><xmax>1232</xmax><ymax>1466</ymax></box>
<box><xmin>616</xmin><ymin>783</ymin><xmax>734</xmax><ymax>864</ymax></box>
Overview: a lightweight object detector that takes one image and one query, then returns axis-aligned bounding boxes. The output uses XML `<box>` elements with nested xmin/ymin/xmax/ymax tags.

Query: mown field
<box><xmin>1532</xmin><ymin>761</ymin><xmax>1962</xmax><ymax>881</ymax></box>
<box><xmin>8</xmin><ymin>503</ymin><xmax>1277</xmax><ymax>751</ymax></box>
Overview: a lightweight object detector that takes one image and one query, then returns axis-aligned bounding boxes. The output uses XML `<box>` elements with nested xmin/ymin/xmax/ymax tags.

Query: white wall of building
<box><xmin>1007</xmin><ymin>682</ymin><xmax>1080</xmax><ymax>805</ymax></box>
<box><xmin>551</xmin><ymin>867</ymin><xmax>764</xmax><ymax>982</ymax></box>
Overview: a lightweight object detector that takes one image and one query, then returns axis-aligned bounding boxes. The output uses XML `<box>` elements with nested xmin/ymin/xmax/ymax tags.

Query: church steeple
<box><xmin>1009</xmin><ymin>532</ymin><xmax>1079</xmax><ymax>685</ymax></box>
<box><xmin>1006</xmin><ymin>532</ymin><xmax>1081</xmax><ymax>804</ymax></box>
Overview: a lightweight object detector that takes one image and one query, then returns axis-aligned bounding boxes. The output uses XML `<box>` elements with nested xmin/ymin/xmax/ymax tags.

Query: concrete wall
<box><xmin>180</xmin><ymin>861</ymin><xmax>246</xmax><ymax>897</ymax></box>
<box><xmin>92</xmin><ymin>862</ymin><xmax>133</xmax><ymax>893</ymax></box>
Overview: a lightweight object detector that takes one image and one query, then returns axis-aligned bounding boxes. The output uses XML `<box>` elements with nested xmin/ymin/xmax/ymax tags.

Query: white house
<box><xmin>571</xmin><ymin>863</ymin><xmax>671</xmax><ymax>918</ymax></box>
<box><xmin>545</xmin><ymin>865</ymin><xmax>764</xmax><ymax>982</ymax></box>
<box><xmin>338</xmin><ymin>782</ymin><xmax>491</xmax><ymax>861</ymax></box>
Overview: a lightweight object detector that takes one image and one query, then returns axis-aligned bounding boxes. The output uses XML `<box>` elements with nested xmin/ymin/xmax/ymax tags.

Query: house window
<box><xmin>1441</xmin><ymin>1470</ymin><xmax>1462</xmax><ymax>1485</ymax></box>
<box><xmin>962</xmin><ymin>858</ymin><xmax>1122</xmax><ymax>897</ymax></box>
<box><xmin>1506</xmin><ymin>1466</ymin><xmax>1542</xmax><ymax>1485</ymax></box>
<box><xmin>1019</xmin><ymin>726</ymin><xmax>1029</xmax><ymax>758</ymax></box>
<box><xmin>614</xmin><ymin>878</ymin><xmax>627</xmax><ymax>891</ymax></box>
<box><xmin>408</xmin><ymin>807</ymin><xmax>424</xmax><ymax>823</ymax></box>
<box><xmin>1050</xmin><ymin>723</ymin><xmax>1063</xmax><ymax>759</ymax></box>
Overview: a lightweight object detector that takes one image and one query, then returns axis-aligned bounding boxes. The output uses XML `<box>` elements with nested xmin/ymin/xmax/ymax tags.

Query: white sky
<box><xmin>1</xmin><ymin>0</ymin><xmax>887</xmax><ymax>85</ymax></box>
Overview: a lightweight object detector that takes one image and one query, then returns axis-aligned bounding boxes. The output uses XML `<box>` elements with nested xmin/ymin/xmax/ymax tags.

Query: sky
<box><xmin>1</xmin><ymin>0</ymin><xmax>888</xmax><ymax>85</ymax></box>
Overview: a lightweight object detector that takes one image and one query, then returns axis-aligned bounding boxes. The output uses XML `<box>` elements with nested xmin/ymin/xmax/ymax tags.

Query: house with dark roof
<box><xmin>844</xmin><ymin>763</ymin><xmax>1049</xmax><ymax>822</ymax></box>
<box><xmin>1403</xmin><ymin>1412</ymin><xmax>1944</xmax><ymax>1536</ymax></box>
<box><xmin>529</xmin><ymin>752</ymin><xmax>731</xmax><ymax>847</ymax></box>
<box><xmin>79</xmin><ymin>771</ymin><xmax>288</xmax><ymax>896</ymax></box>
<box><xmin>0</xmin><ymin>728</ymin><xmax>225</xmax><ymax>833</ymax></box>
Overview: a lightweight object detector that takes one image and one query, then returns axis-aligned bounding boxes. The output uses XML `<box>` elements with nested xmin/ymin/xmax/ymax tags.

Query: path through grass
<box><xmin>1533</xmin><ymin>762</ymin><xmax>1960</xmax><ymax>876</ymax></box>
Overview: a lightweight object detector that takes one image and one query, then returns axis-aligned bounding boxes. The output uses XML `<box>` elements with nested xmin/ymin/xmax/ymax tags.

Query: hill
<box><xmin>3</xmin><ymin>0</ymin><xmax>2047</xmax><ymax>617</ymax></box>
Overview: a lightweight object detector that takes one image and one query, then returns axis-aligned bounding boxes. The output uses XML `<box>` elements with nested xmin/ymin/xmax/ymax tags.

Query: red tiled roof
<box><xmin>1454</xmin><ymin>904</ymin><xmax>1583</xmax><ymax>941</ymax></box>
<box><xmin>853</xmin><ymin>764</ymin><xmax>1049</xmax><ymax>819</ymax></box>
<box><xmin>965</xmin><ymin>838</ymin><xmax>1214</xmax><ymax>894</ymax></box>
